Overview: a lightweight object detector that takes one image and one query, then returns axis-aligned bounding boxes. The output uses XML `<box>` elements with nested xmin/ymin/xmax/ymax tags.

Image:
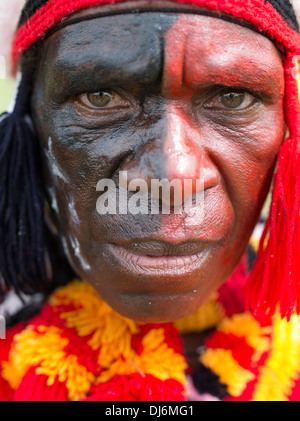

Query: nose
<box><xmin>164</xmin><ymin>104</ymin><xmax>220</xmax><ymax>197</ymax></box>
<box><xmin>120</xmin><ymin>103</ymin><xmax>220</xmax><ymax>209</ymax></box>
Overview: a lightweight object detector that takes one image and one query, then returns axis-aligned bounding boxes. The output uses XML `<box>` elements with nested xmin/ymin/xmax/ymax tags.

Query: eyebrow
<box><xmin>185</xmin><ymin>59</ymin><xmax>284</xmax><ymax>99</ymax></box>
<box><xmin>182</xmin><ymin>34</ymin><xmax>284</xmax><ymax>98</ymax></box>
<box><xmin>43</xmin><ymin>14</ymin><xmax>178</xmax><ymax>102</ymax></box>
<box><xmin>185</xmin><ymin>56</ymin><xmax>284</xmax><ymax>97</ymax></box>
<box><xmin>47</xmin><ymin>42</ymin><xmax>163</xmax><ymax>102</ymax></box>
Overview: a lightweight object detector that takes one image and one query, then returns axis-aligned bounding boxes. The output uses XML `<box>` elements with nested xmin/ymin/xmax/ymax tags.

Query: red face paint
<box><xmin>159</xmin><ymin>14</ymin><xmax>284</xmax><ymax>257</ymax></box>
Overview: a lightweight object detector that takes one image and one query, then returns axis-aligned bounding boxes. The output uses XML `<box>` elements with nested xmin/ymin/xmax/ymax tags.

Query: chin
<box><xmin>104</xmin><ymin>290</ymin><xmax>207</xmax><ymax>323</ymax></box>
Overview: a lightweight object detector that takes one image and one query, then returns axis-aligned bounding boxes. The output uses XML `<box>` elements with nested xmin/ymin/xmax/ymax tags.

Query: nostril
<box><xmin>201</xmin><ymin>166</ymin><xmax>221</xmax><ymax>191</ymax></box>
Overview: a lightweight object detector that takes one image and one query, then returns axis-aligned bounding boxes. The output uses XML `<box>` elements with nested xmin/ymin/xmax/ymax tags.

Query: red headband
<box><xmin>12</xmin><ymin>0</ymin><xmax>300</xmax><ymax>67</ymax></box>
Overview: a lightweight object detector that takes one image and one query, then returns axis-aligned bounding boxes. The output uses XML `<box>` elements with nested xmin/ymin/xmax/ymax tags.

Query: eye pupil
<box><xmin>87</xmin><ymin>92</ymin><xmax>112</xmax><ymax>107</ymax></box>
<box><xmin>220</xmin><ymin>92</ymin><xmax>245</xmax><ymax>109</ymax></box>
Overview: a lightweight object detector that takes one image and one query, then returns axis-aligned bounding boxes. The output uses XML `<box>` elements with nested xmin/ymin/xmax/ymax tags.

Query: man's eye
<box><xmin>204</xmin><ymin>91</ymin><xmax>257</xmax><ymax>110</ymax></box>
<box><xmin>78</xmin><ymin>90</ymin><xmax>127</xmax><ymax>109</ymax></box>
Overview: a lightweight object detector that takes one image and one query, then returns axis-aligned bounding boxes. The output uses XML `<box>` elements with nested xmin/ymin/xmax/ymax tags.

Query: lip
<box><xmin>120</xmin><ymin>239</ymin><xmax>211</xmax><ymax>255</ymax></box>
<box><xmin>107</xmin><ymin>240</ymin><xmax>215</xmax><ymax>277</ymax></box>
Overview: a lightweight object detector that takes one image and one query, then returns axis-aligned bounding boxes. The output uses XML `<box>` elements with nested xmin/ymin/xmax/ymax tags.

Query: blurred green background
<box><xmin>0</xmin><ymin>78</ymin><xmax>15</xmax><ymax>113</ymax></box>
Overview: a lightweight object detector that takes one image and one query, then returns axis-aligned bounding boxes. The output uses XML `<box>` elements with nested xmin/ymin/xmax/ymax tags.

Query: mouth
<box><xmin>99</xmin><ymin>238</ymin><xmax>222</xmax><ymax>322</ymax></box>
<box><xmin>108</xmin><ymin>239</ymin><xmax>215</xmax><ymax>276</ymax></box>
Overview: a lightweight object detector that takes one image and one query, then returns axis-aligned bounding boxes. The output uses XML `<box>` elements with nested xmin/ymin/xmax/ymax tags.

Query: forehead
<box><xmin>40</xmin><ymin>12</ymin><xmax>283</xmax><ymax>94</ymax></box>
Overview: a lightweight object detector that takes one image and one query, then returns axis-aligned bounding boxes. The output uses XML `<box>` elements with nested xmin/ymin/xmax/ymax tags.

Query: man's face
<box><xmin>32</xmin><ymin>6</ymin><xmax>285</xmax><ymax>322</ymax></box>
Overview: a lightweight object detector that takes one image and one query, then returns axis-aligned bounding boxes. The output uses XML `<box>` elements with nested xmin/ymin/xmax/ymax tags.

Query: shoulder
<box><xmin>0</xmin><ymin>280</ymin><xmax>187</xmax><ymax>401</ymax></box>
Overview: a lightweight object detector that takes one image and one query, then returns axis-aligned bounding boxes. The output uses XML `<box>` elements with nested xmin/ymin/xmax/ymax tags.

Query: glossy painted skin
<box><xmin>31</xmin><ymin>3</ymin><xmax>285</xmax><ymax>323</ymax></box>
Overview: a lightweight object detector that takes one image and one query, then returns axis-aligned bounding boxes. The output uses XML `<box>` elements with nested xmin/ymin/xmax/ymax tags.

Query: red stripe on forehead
<box><xmin>162</xmin><ymin>17</ymin><xmax>188</xmax><ymax>97</ymax></box>
<box><xmin>12</xmin><ymin>0</ymin><xmax>300</xmax><ymax>70</ymax></box>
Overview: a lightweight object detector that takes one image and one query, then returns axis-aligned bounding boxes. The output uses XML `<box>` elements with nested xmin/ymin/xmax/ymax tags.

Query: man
<box><xmin>0</xmin><ymin>0</ymin><xmax>300</xmax><ymax>401</ymax></box>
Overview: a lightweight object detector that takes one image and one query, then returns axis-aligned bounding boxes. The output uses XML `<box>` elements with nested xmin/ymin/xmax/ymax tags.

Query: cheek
<box><xmin>212</xmin><ymin>106</ymin><xmax>285</xmax><ymax>254</ymax></box>
<box><xmin>35</xmin><ymin>108</ymin><xmax>160</xmax><ymax>254</ymax></box>
<box><xmin>236</xmin><ymin>111</ymin><xmax>284</xmax><ymax>199</ymax></box>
